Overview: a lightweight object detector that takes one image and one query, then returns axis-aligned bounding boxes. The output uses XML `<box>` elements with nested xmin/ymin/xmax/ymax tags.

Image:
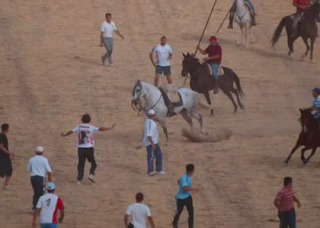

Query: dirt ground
<box><xmin>0</xmin><ymin>0</ymin><xmax>320</xmax><ymax>227</ymax></box>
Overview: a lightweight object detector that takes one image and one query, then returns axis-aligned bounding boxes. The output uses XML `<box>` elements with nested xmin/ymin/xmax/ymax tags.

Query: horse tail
<box><xmin>271</xmin><ymin>17</ymin><xmax>286</xmax><ymax>47</ymax></box>
<box><xmin>196</xmin><ymin>92</ymin><xmax>215</xmax><ymax>109</ymax></box>
<box><xmin>233</xmin><ymin>72</ymin><xmax>245</xmax><ymax>97</ymax></box>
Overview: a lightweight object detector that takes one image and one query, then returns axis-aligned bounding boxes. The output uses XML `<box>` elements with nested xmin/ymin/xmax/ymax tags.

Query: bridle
<box><xmin>182</xmin><ymin>58</ymin><xmax>207</xmax><ymax>86</ymax></box>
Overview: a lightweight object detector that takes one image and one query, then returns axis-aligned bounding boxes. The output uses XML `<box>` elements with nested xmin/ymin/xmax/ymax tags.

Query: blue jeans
<box><xmin>278</xmin><ymin>208</ymin><xmax>296</xmax><ymax>228</ymax></box>
<box><xmin>40</xmin><ymin>224</ymin><xmax>57</xmax><ymax>228</ymax></box>
<box><xmin>146</xmin><ymin>144</ymin><xmax>162</xmax><ymax>173</ymax></box>
<box><xmin>209</xmin><ymin>63</ymin><xmax>219</xmax><ymax>80</ymax></box>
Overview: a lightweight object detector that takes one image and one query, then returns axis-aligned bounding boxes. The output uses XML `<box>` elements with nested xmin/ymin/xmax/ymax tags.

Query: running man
<box><xmin>172</xmin><ymin>164</ymin><xmax>199</xmax><ymax>228</ymax></box>
<box><xmin>196</xmin><ymin>36</ymin><xmax>222</xmax><ymax>94</ymax></box>
<box><xmin>61</xmin><ymin>114</ymin><xmax>115</xmax><ymax>184</ymax></box>
<box><xmin>100</xmin><ymin>13</ymin><xmax>124</xmax><ymax>66</ymax></box>
<box><xmin>142</xmin><ymin>109</ymin><xmax>165</xmax><ymax>176</ymax></box>
<box><xmin>28</xmin><ymin>146</ymin><xmax>52</xmax><ymax>211</ymax></box>
<box><xmin>124</xmin><ymin>192</ymin><xmax>155</xmax><ymax>228</ymax></box>
<box><xmin>0</xmin><ymin>123</ymin><xmax>14</xmax><ymax>190</ymax></box>
<box><xmin>150</xmin><ymin>36</ymin><xmax>173</xmax><ymax>87</ymax></box>
<box><xmin>292</xmin><ymin>0</ymin><xmax>310</xmax><ymax>37</ymax></box>
<box><xmin>32</xmin><ymin>183</ymin><xmax>65</xmax><ymax>228</ymax></box>
<box><xmin>274</xmin><ymin>177</ymin><xmax>301</xmax><ymax>228</ymax></box>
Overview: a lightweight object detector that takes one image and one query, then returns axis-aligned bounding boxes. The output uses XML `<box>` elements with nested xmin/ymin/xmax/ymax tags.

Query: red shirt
<box><xmin>293</xmin><ymin>0</ymin><xmax>310</xmax><ymax>12</ymax></box>
<box><xmin>205</xmin><ymin>44</ymin><xmax>222</xmax><ymax>64</ymax></box>
<box><xmin>276</xmin><ymin>187</ymin><xmax>295</xmax><ymax>212</ymax></box>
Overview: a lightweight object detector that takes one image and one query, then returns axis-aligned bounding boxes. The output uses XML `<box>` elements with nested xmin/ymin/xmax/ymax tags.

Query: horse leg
<box><xmin>241</xmin><ymin>26</ymin><xmax>245</xmax><ymax>46</ymax></box>
<box><xmin>303</xmin><ymin>148</ymin><xmax>317</xmax><ymax>165</ymax></box>
<box><xmin>159</xmin><ymin>120</ymin><xmax>169</xmax><ymax>142</ymax></box>
<box><xmin>310</xmin><ymin>37</ymin><xmax>315</xmax><ymax>62</ymax></box>
<box><xmin>204</xmin><ymin>92</ymin><xmax>214</xmax><ymax>115</ymax></box>
<box><xmin>249</xmin><ymin>26</ymin><xmax>254</xmax><ymax>44</ymax></box>
<box><xmin>231</xmin><ymin>88</ymin><xmax>244</xmax><ymax>110</ymax></box>
<box><xmin>300</xmin><ymin>147</ymin><xmax>309</xmax><ymax>162</ymax></box>
<box><xmin>223</xmin><ymin>90</ymin><xmax>238</xmax><ymax>113</ymax></box>
<box><xmin>244</xmin><ymin>25</ymin><xmax>249</xmax><ymax>47</ymax></box>
<box><xmin>301</xmin><ymin>37</ymin><xmax>310</xmax><ymax>58</ymax></box>
<box><xmin>284</xmin><ymin>143</ymin><xmax>301</xmax><ymax>164</ymax></box>
<box><xmin>287</xmin><ymin>37</ymin><xmax>294</xmax><ymax>58</ymax></box>
<box><xmin>180</xmin><ymin>109</ymin><xmax>193</xmax><ymax>131</ymax></box>
<box><xmin>234</xmin><ymin>22</ymin><xmax>240</xmax><ymax>46</ymax></box>
<box><xmin>190</xmin><ymin>111</ymin><xmax>206</xmax><ymax>134</ymax></box>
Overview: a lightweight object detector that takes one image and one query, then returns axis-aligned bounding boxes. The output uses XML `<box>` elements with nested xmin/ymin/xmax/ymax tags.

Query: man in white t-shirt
<box><xmin>124</xmin><ymin>193</ymin><xmax>155</xmax><ymax>228</ymax></box>
<box><xmin>142</xmin><ymin>109</ymin><xmax>165</xmax><ymax>176</ymax></box>
<box><xmin>100</xmin><ymin>13</ymin><xmax>124</xmax><ymax>66</ymax></box>
<box><xmin>150</xmin><ymin>36</ymin><xmax>173</xmax><ymax>86</ymax></box>
<box><xmin>61</xmin><ymin>114</ymin><xmax>115</xmax><ymax>184</ymax></box>
<box><xmin>28</xmin><ymin>146</ymin><xmax>52</xmax><ymax>211</ymax></box>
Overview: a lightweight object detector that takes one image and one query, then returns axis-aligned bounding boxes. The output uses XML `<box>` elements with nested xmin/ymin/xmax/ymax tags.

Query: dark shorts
<box><xmin>0</xmin><ymin>158</ymin><xmax>13</xmax><ymax>177</ymax></box>
<box><xmin>156</xmin><ymin>65</ymin><xmax>171</xmax><ymax>76</ymax></box>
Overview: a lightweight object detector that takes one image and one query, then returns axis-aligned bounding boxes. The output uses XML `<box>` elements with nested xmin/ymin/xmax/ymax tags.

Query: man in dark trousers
<box><xmin>172</xmin><ymin>164</ymin><xmax>199</xmax><ymax>228</ymax></box>
<box><xmin>274</xmin><ymin>177</ymin><xmax>301</xmax><ymax>228</ymax></box>
<box><xmin>0</xmin><ymin>123</ymin><xmax>15</xmax><ymax>190</ymax></box>
<box><xmin>28</xmin><ymin>146</ymin><xmax>52</xmax><ymax>211</ymax></box>
<box><xmin>61</xmin><ymin>114</ymin><xmax>115</xmax><ymax>185</ymax></box>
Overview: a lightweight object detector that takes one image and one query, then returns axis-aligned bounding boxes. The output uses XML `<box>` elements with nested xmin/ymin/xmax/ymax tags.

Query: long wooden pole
<box><xmin>216</xmin><ymin>11</ymin><xmax>230</xmax><ymax>33</ymax></box>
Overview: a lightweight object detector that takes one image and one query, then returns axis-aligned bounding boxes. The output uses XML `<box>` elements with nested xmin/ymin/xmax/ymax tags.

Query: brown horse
<box><xmin>181</xmin><ymin>53</ymin><xmax>244</xmax><ymax>115</ymax></box>
<box><xmin>271</xmin><ymin>0</ymin><xmax>320</xmax><ymax>61</ymax></box>
<box><xmin>285</xmin><ymin>109</ymin><xmax>320</xmax><ymax>165</ymax></box>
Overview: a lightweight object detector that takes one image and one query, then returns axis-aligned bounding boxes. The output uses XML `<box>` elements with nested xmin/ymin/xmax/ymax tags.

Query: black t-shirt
<box><xmin>0</xmin><ymin>133</ymin><xmax>9</xmax><ymax>159</ymax></box>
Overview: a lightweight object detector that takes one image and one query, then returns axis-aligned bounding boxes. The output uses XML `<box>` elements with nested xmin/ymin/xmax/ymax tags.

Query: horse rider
<box><xmin>228</xmin><ymin>0</ymin><xmax>257</xmax><ymax>29</ymax></box>
<box><xmin>292</xmin><ymin>0</ymin><xmax>310</xmax><ymax>37</ymax></box>
<box><xmin>196</xmin><ymin>36</ymin><xmax>222</xmax><ymax>94</ymax></box>
<box><xmin>307</xmin><ymin>87</ymin><xmax>320</xmax><ymax>120</ymax></box>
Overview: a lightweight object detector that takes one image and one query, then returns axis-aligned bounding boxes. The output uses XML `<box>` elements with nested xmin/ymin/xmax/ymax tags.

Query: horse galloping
<box><xmin>285</xmin><ymin>109</ymin><xmax>320</xmax><ymax>165</ymax></box>
<box><xmin>271</xmin><ymin>0</ymin><xmax>320</xmax><ymax>61</ymax></box>
<box><xmin>181</xmin><ymin>53</ymin><xmax>244</xmax><ymax>115</ymax></box>
<box><xmin>131</xmin><ymin>80</ymin><xmax>211</xmax><ymax>141</ymax></box>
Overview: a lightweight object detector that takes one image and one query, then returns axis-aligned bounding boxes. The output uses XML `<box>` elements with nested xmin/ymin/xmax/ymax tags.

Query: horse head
<box><xmin>181</xmin><ymin>52</ymin><xmax>200</xmax><ymax>77</ymax></box>
<box><xmin>131</xmin><ymin>80</ymin><xmax>146</xmax><ymax>113</ymax></box>
<box><xmin>308</xmin><ymin>0</ymin><xmax>320</xmax><ymax>22</ymax></box>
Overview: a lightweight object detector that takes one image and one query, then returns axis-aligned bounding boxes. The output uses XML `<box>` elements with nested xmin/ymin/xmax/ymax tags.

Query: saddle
<box><xmin>290</xmin><ymin>12</ymin><xmax>305</xmax><ymax>22</ymax></box>
<box><xmin>159</xmin><ymin>84</ymin><xmax>183</xmax><ymax>116</ymax></box>
<box><xmin>205</xmin><ymin>63</ymin><xmax>224</xmax><ymax>77</ymax></box>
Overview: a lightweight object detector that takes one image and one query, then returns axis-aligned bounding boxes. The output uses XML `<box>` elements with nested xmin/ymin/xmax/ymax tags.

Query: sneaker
<box><xmin>77</xmin><ymin>181</ymin><xmax>82</xmax><ymax>185</ymax></box>
<box><xmin>2</xmin><ymin>186</ymin><xmax>9</xmax><ymax>190</ymax></box>
<box><xmin>157</xmin><ymin>171</ymin><xmax>166</xmax><ymax>175</ymax></box>
<box><xmin>109</xmin><ymin>63</ymin><xmax>113</xmax><ymax>67</ymax></box>
<box><xmin>148</xmin><ymin>171</ymin><xmax>156</xmax><ymax>176</ymax></box>
<box><xmin>88</xmin><ymin>174</ymin><xmax>95</xmax><ymax>183</ymax></box>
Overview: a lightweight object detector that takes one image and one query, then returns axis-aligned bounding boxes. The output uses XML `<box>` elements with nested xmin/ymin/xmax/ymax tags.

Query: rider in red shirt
<box><xmin>292</xmin><ymin>0</ymin><xmax>310</xmax><ymax>37</ymax></box>
<box><xmin>196</xmin><ymin>36</ymin><xmax>222</xmax><ymax>94</ymax></box>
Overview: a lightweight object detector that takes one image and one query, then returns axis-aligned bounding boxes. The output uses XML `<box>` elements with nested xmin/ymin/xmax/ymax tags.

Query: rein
<box><xmin>183</xmin><ymin>62</ymin><xmax>207</xmax><ymax>86</ymax></box>
<box><xmin>236</xmin><ymin>6</ymin><xmax>247</xmax><ymax>23</ymax></box>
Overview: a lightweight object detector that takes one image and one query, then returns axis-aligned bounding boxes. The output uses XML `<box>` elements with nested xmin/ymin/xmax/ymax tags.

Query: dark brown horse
<box><xmin>285</xmin><ymin>109</ymin><xmax>320</xmax><ymax>165</ymax></box>
<box><xmin>181</xmin><ymin>53</ymin><xmax>244</xmax><ymax>115</ymax></box>
<box><xmin>271</xmin><ymin>0</ymin><xmax>320</xmax><ymax>61</ymax></box>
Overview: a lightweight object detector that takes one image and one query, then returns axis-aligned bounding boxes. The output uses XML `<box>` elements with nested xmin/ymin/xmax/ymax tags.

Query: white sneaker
<box><xmin>148</xmin><ymin>171</ymin><xmax>156</xmax><ymax>176</ymax></box>
<box><xmin>2</xmin><ymin>186</ymin><xmax>9</xmax><ymax>190</ymax></box>
<box><xmin>109</xmin><ymin>63</ymin><xmax>113</xmax><ymax>67</ymax></box>
<box><xmin>157</xmin><ymin>171</ymin><xmax>166</xmax><ymax>175</ymax></box>
<box><xmin>88</xmin><ymin>174</ymin><xmax>95</xmax><ymax>183</ymax></box>
<box><xmin>77</xmin><ymin>181</ymin><xmax>82</xmax><ymax>185</ymax></box>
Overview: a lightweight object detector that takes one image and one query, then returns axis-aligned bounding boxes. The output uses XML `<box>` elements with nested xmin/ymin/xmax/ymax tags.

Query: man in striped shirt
<box><xmin>274</xmin><ymin>177</ymin><xmax>301</xmax><ymax>228</ymax></box>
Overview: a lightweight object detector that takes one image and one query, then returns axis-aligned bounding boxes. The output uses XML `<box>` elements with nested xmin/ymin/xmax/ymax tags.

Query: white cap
<box><xmin>147</xmin><ymin>109</ymin><xmax>155</xmax><ymax>116</ymax></box>
<box><xmin>47</xmin><ymin>183</ymin><xmax>55</xmax><ymax>190</ymax></box>
<box><xmin>35</xmin><ymin>146</ymin><xmax>44</xmax><ymax>153</ymax></box>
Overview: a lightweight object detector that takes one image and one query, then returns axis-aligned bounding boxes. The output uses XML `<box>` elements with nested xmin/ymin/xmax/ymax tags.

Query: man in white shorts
<box><xmin>124</xmin><ymin>192</ymin><xmax>155</xmax><ymax>228</ymax></box>
<box><xmin>61</xmin><ymin>114</ymin><xmax>115</xmax><ymax>184</ymax></box>
<box><xmin>150</xmin><ymin>36</ymin><xmax>173</xmax><ymax>87</ymax></box>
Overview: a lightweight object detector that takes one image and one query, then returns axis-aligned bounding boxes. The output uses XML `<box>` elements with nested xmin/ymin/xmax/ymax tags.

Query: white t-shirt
<box><xmin>143</xmin><ymin>119</ymin><xmax>158</xmax><ymax>147</ymax></box>
<box><xmin>126</xmin><ymin>203</ymin><xmax>151</xmax><ymax>228</ymax></box>
<box><xmin>36</xmin><ymin>193</ymin><xmax>64</xmax><ymax>224</ymax></box>
<box><xmin>101</xmin><ymin>21</ymin><xmax>117</xmax><ymax>38</ymax></box>
<box><xmin>28</xmin><ymin>155</ymin><xmax>52</xmax><ymax>177</ymax></box>
<box><xmin>151</xmin><ymin>44</ymin><xmax>172</xmax><ymax>67</ymax></box>
<box><xmin>72</xmin><ymin>124</ymin><xmax>99</xmax><ymax>148</ymax></box>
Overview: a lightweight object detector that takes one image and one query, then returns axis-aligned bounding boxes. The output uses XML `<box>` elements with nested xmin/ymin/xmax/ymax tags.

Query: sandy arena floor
<box><xmin>0</xmin><ymin>0</ymin><xmax>320</xmax><ymax>227</ymax></box>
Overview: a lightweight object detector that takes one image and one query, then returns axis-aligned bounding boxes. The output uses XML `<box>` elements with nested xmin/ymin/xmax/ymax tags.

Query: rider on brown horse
<box><xmin>196</xmin><ymin>36</ymin><xmax>222</xmax><ymax>94</ymax></box>
<box><xmin>292</xmin><ymin>0</ymin><xmax>310</xmax><ymax>37</ymax></box>
<box><xmin>228</xmin><ymin>0</ymin><xmax>257</xmax><ymax>29</ymax></box>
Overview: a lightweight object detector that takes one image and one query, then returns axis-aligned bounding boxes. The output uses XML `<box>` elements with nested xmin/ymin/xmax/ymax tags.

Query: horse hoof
<box><xmin>236</xmin><ymin>41</ymin><xmax>240</xmax><ymax>46</ymax></box>
<box><xmin>240</xmin><ymin>105</ymin><xmax>245</xmax><ymax>110</ymax></box>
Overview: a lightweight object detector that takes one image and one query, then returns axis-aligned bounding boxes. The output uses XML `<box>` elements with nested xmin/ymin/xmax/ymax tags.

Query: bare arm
<box><xmin>182</xmin><ymin>186</ymin><xmax>199</xmax><ymax>192</ymax></box>
<box><xmin>32</xmin><ymin>208</ymin><xmax>40</xmax><ymax>228</ymax></box>
<box><xmin>61</xmin><ymin>131</ymin><xmax>73</xmax><ymax>137</ymax></box>
<box><xmin>294</xmin><ymin>196</ymin><xmax>301</xmax><ymax>208</ymax></box>
<box><xmin>147</xmin><ymin>216</ymin><xmax>156</xmax><ymax>228</ymax></box>
<box><xmin>274</xmin><ymin>196</ymin><xmax>280</xmax><ymax>209</ymax></box>
<box><xmin>100</xmin><ymin>32</ymin><xmax>104</xmax><ymax>46</ymax></box>
<box><xmin>115</xmin><ymin>30</ymin><xmax>124</xmax><ymax>39</ymax></box>
<box><xmin>98</xmin><ymin>124</ymin><xmax>116</xmax><ymax>131</ymax></box>
<box><xmin>196</xmin><ymin>46</ymin><xmax>207</xmax><ymax>55</ymax></box>
<box><xmin>169</xmin><ymin>53</ymin><xmax>173</xmax><ymax>60</ymax></box>
<box><xmin>0</xmin><ymin>144</ymin><xmax>11</xmax><ymax>155</ymax></box>
<box><xmin>149</xmin><ymin>53</ymin><xmax>156</xmax><ymax>67</ymax></box>
<box><xmin>208</xmin><ymin>54</ymin><xmax>220</xmax><ymax>60</ymax></box>
<box><xmin>47</xmin><ymin>172</ymin><xmax>52</xmax><ymax>182</ymax></box>
<box><xmin>124</xmin><ymin>214</ymin><xmax>129</xmax><ymax>228</ymax></box>
<box><xmin>58</xmin><ymin>209</ymin><xmax>65</xmax><ymax>223</ymax></box>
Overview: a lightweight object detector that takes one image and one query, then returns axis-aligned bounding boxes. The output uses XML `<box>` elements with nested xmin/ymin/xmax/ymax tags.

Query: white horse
<box><xmin>131</xmin><ymin>80</ymin><xmax>211</xmax><ymax>141</ymax></box>
<box><xmin>232</xmin><ymin>0</ymin><xmax>254</xmax><ymax>47</ymax></box>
